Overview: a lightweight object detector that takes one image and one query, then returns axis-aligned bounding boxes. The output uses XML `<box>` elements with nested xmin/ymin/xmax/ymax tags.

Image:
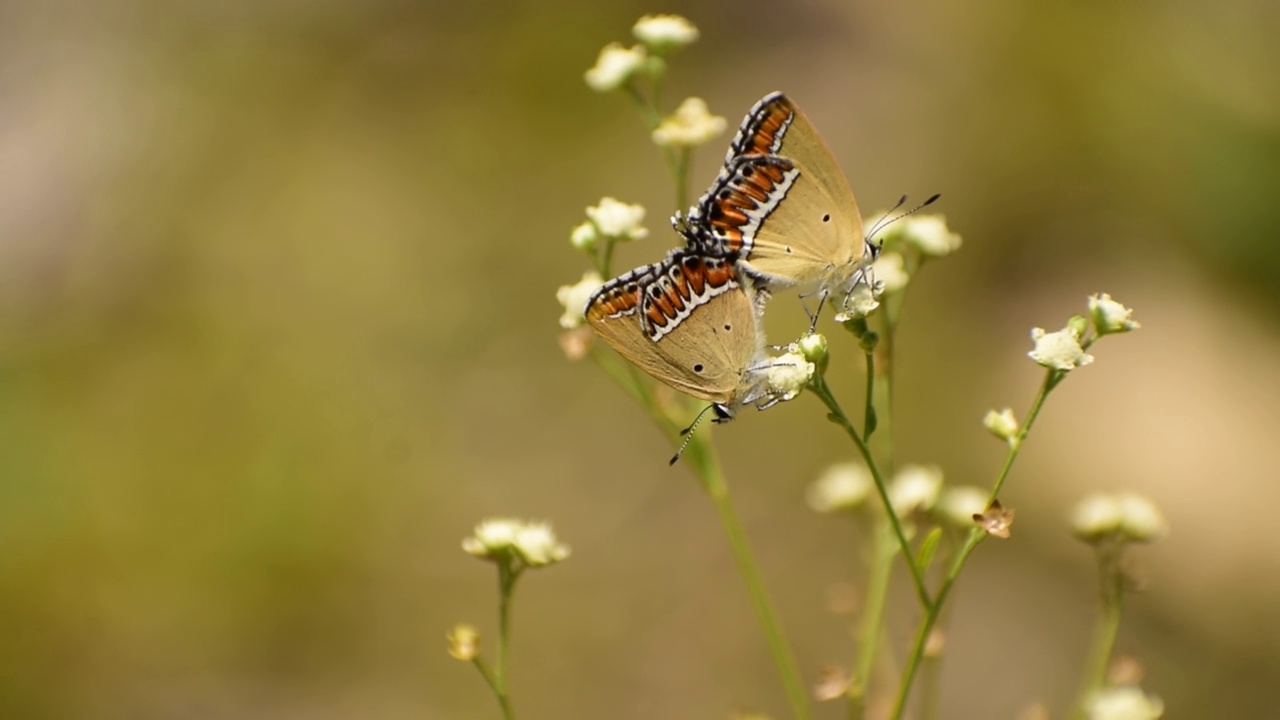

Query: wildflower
<box><xmin>446</xmin><ymin>624</ymin><xmax>480</xmax><ymax>661</ymax></box>
<box><xmin>1116</xmin><ymin>493</ymin><xmax>1167</xmax><ymax>543</ymax></box>
<box><xmin>1071</xmin><ymin>493</ymin><xmax>1124</xmax><ymax>541</ymax></box>
<box><xmin>889</xmin><ymin>464</ymin><xmax>943</xmax><ymax>516</ymax></box>
<box><xmin>1028</xmin><ymin>326</ymin><xmax>1094</xmax><ymax>370</ymax></box>
<box><xmin>764</xmin><ymin>350</ymin><xmax>814</xmax><ymax>402</ymax></box>
<box><xmin>936</xmin><ymin>485</ymin><xmax>989</xmax><ymax>529</ymax></box>
<box><xmin>1086</xmin><ymin>686</ymin><xmax>1164</xmax><ymax>720</ymax></box>
<box><xmin>462</xmin><ymin>518</ymin><xmax>522</xmax><ymax>560</ymax></box>
<box><xmin>813</xmin><ymin>666</ymin><xmax>851</xmax><ymax>702</ymax></box>
<box><xmin>807</xmin><ymin>462</ymin><xmax>873</xmax><ymax>513</ymax></box>
<box><xmin>983</xmin><ymin>408</ymin><xmax>1020</xmax><ymax>444</ymax></box>
<box><xmin>569</xmin><ymin>221</ymin><xmax>598</xmax><ymax>252</ymax></box>
<box><xmin>584</xmin><ymin>43</ymin><xmax>647</xmax><ymax>92</ymax></box>
<box><xmin>974</xmin><ymin>499</ymin><xmax>1015</xmax><ymax>539</ymax></box>
<box><xmin>556</xmin><ymin>271</ymin><xmax>604</xmax><ymax>329</ymax></box>
<box><xmin>901</xmin><ymin>215</ymin><xmax>962</xmax><ymax>257</ymax></box>
<box><xmin>833</xmin><ymin>276</ymin><xmax>882</xmax><ymax>322</ymax></box>
<box><xmin>652</xmin><ymin>97</ymin><xmax>727</xmax><ymax>147</ymax></box>
<box><xmin>872</xmin><ymin>252</ymin><xmax>909</xmax><ymax>292</ymax></box>
<box><xmin>513</xmin><ymin>521</ymin><xmax>571</xmax><ymax>567</ymax></box>
<box><xmin>1089</xmin><ymin>293</ymin><xmax>1141</xmax><ymax>335</ymax></box>
<box><xmin>632</xmin><ymin>14</ymin><xmax>700</xmax><ymax>53</ymax></box>
<box><xmin>586</xmin><ymin>197</ymin><xmax>648</xmax><ymax>241</ymax></box>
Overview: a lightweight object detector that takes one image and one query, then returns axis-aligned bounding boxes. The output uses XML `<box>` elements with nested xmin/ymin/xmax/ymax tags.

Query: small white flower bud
<box><xmin>806</xmin><ymin>462</ymin><xmax>873</xmax><ymax>513</ymax></box>
<box><xmin>983</xmin><ymin>408</ymin><xmax>1019</xmax><ymax>444</ymax></box>
<box><xmin>556</xmin><ymin>271</ymin><xmax>604</xmax><ymax>329</ymax></box>
<box><xmin>1088</xmin><ymin>293</ymin><xmax>1141</xmax><ymax>335</ymax></box>
<box><xmin>1029</xmin><ymin>326</ymin><xmax>1094</xmax><ymax>371</ymax></box>
<box><xmin>446</xmin><ymin>624</ymin><xmax>480</xmax><ymax>661</ymax></box>
<box><xmin>632</xmin><ymin>14</ymin><xmax>700</xmax><ymax>53</ymax></box>
<box><xmin>1071</xmin><ymin>493</ymin><xmax>1124</xmax><ymax>541</ymax></box>
<box><xmin>586</xmin><ymin>197</ymin><xmax>648</xmax><ymax>241</ymax></box>
<box><xmin>797</xmin><ymin>333</ymin><xmax>828</xmax><ymax>364</ymax></box>
<box><xmin>889</xmin><ymin>464</ymin><xmax>944</xmax><ymax>517</ymax></box>
<box><xmin>569</xmin><ymin>221</ymin><xmax>598</xmax><ymax>252</ymax></box>
<box><xmin>652</xmin><ymin>97</ymin><xmax>727</xmax><ymax>147</ymax></box>
<box><xmin>901</xmin><ymin>215</ymin><xmax>962</xmax><ymax>257</ymax></box>
<box><xmin>1086</xmin><ymin>686</ymin><xmax>1164</xmax><ymax>720</ymax></box>
<box><xmin>1116</xmin><ymin>493</ymin><xmax>1167</xmax><ymax>543</ymax></box>
<box><xmin>584</xmin><ymin>43</ymin><xmax>647</xmax><ymax>92</ymax></box>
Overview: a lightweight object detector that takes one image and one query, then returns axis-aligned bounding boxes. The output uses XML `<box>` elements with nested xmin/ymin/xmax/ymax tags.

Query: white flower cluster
<box><xmin>1071</xmin><ymin>492</ymin><xmax>1168</xmax><ymax>544</ymax></box>
<box><xmin>652</xmin><ymin>97</ymin><xmax>726</xmax><ymax>148</ymax></box>
<box><xmin>584</xmin><ymin>15</ymin><xmax>700</xmax><ymax>93</ymax></box>
<box><xmin>462</xmin><ymin>518</ymin><xmax>571</xmax><ymax>567</ymax></box>
<box><xmin>556</xmin><ymin>271</ymin><xmax>603</xmax><ymax>330</ymax></box>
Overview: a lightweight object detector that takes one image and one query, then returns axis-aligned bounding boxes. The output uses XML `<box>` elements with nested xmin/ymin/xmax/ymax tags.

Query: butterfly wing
<box><xmin>585</xmin><ymin>251</ymin><xmax>763</xmax><ymax>405</ymax></box>
<box><xmin>693</xmin><ymin>93</ymin><xmax>867</xmax><ymax>290</ymax></box>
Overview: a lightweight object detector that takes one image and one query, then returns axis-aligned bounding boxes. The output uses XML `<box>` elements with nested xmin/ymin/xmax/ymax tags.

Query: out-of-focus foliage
<box><xmin>0</xmin><ymin>1</ymin><xmax>1276</xmax><ymax>717</ymax></box>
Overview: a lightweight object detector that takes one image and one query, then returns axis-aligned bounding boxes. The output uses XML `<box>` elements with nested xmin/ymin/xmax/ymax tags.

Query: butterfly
<box><xmin>584</xmin><ymin>249</ymin><xmax>783</xmax><ymax>421</ymax></box>
<box><xmin>681</xmin><ymin>92</ymin><xmax>875</xmax><ymax>305</ymax></box>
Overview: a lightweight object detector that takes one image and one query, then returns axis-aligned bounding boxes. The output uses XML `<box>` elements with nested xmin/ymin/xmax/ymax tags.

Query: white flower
<box><xmin>652</xmin><ymin>97</ymin><xmax>727</xmax><ymax>147</ymax></box>
<box><xmin>1087</xmin><ymin>686</ymin><xmax>1164</xmax><ymax>720</ymax></box>
<box><xmin>901</xmin><ymin>215</ymin><xmax>962</xmax><ymax>257</ymax></box>
<box><xmin>570</xmin><ymin>221</ymin><xmax>598</xmax><ymax>252</ymax></box>
<box><xmin>632</xmin><ymin>14</ymin><xmax>700</xmax><ymax>52</ymax></box>
<box><xmin>872</xmin><ymin>252</ymin><xmax>909</xmax><ymax>292</ymax></box>
<box><xmin>889</xmin><ymin>464</ymin><xmax>944</xmax><ymax>516</ymax></box>
<box><xmin>936</xmin><ymin>485</ymin><xmax>989</xmax><ymax>529</ymax></box>
<box><xmin>833</xmin><ymin>275</ymin><xmax>882</xmax><ymax>322</ymax></box>
<box><xmin>556</xmin><ymin>271</ymin><xmax>604</xmax><ymax>329</ymax></box>
<box><xmin>513</xmin><ymin>522</ymin><xmax>571</xmax><ymax>566</ymax></box>
<box><xmin>1116</xmin><ymin>493</ymin><xmax>1167</xmax><ymax>543</ymax></box>
<box><xmin>586</xmin><ymin>197</ymin><xmax>648</xmax><ymax>241</ymax></box>
<box><xmin>1029</xmin><ymin>326</ymin><xmax>1094</xmax><ymax>370</ymax></box>
<box><xmin>806</xmin><ymin>462</ymin><xmax>873</xmax><ymax>513</ymax></box>
<box><xmin>983</xmin><ymin>408</ymin><xmax>1019</xmax><ymax>444</ymax></box>
<box><xmin>462</xmin><ymin>518</ymin><xmax>521</xmax><ymax>558</ymax></box>
<box><xmin>765</xmin><ymin>351</ymin><xmax>814</xmax><ymax>401</ymax></box>
<box><xmin>584</xmin><ymin>43</ymin><xmax>647</xmax><ymax>92</ymax></box>
<box><xmin>1071</xmin><ymin>493</ymin><xmax>1124</xmax><ymax>541</ymax></box>
<box><xmin>1089</xmin><ymin>293</ymin><xmax>1141</xmax><ymax>335</ymax></box>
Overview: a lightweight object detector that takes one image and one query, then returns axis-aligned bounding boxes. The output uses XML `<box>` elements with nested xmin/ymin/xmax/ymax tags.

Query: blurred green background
<box><xmin>2</xmin><ymin>0</ymin><xmax>1277</xmax><ymax>717</ymax></box>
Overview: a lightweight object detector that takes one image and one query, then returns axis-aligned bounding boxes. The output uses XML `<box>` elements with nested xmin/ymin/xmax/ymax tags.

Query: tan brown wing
<box><xmin>585</xmin><ymin>251</ymin><xmax>763</xmax><ymax>405</ymax></box>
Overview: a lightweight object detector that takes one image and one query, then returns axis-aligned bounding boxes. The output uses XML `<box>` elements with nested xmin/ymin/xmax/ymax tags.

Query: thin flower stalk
<box><xmin>810</xmin><ymin>373</ymin><xmax>931</xmax><ymax>608</ymax></box>
<box><xmin>889</xmin><ymin>366</ymin><xmax>1059</xmax><ymax>720</ymax></box>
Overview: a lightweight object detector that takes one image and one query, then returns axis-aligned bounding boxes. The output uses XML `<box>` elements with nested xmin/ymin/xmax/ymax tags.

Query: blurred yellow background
<box><xmin>1</xmin><ymin>0</ymin><xmax>1277</xmax><ymax>717</ymax></box>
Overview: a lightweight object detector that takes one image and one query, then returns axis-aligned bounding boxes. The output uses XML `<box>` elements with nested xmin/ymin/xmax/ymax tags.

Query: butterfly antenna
<box><xmin>866</xmin><ymin>193</ymin><xmax>941</xmax><ymax>241</ymax></box>
<box><xmin>669</xmin><ymin>404</ymin><xmax>717</xmax><ymax>465</ymax></box>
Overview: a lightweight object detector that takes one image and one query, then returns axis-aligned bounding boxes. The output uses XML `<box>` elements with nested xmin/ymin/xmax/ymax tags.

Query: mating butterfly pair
<box><xmin>585</xmin><ymin>92</ymin><xmax>873</xmax><ymax>421</ymax></box>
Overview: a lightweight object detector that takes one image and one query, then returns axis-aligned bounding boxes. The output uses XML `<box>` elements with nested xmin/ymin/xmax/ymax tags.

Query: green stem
<box><xmin>862</xmin><ymin>350</ymin><xmax>876</xmax><ymax>443</ymax></box>
<box><xmin>880</xmin><ymin>307</ymin><xmax>896</xmax><ymax>473</ymax></box>
<box><xmin>888</xmin><ymin>368</ymin><xmax>1060</xmax><ymax>720</ymax></box>
<box><xmin>624</xmin><ymin>83</ymin><xmax>683</xmax><ymax>201</ymax></box>
<box><xmin>809</xmin><ymin>374</ymin><xmax>930</xmax><ymax>609</ymax></box>
<box><xmin>1071</xmin><ymin>542</ymin><xmax>1125</xmax><ymax>720</ymax></box>
<box><xmin>848</xmin><ymin>523</ymin><xmax>896</xmax><ymax>718</ymax></box>
<box><xmin>492</xmin><ymin>562</ymin><xmax>520</xmax><ymax>720</ymax></box>
<box><xmin>688</xmin><ymin>439</ymin><xmax>814</xmax><ymax>720</ymax></box>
